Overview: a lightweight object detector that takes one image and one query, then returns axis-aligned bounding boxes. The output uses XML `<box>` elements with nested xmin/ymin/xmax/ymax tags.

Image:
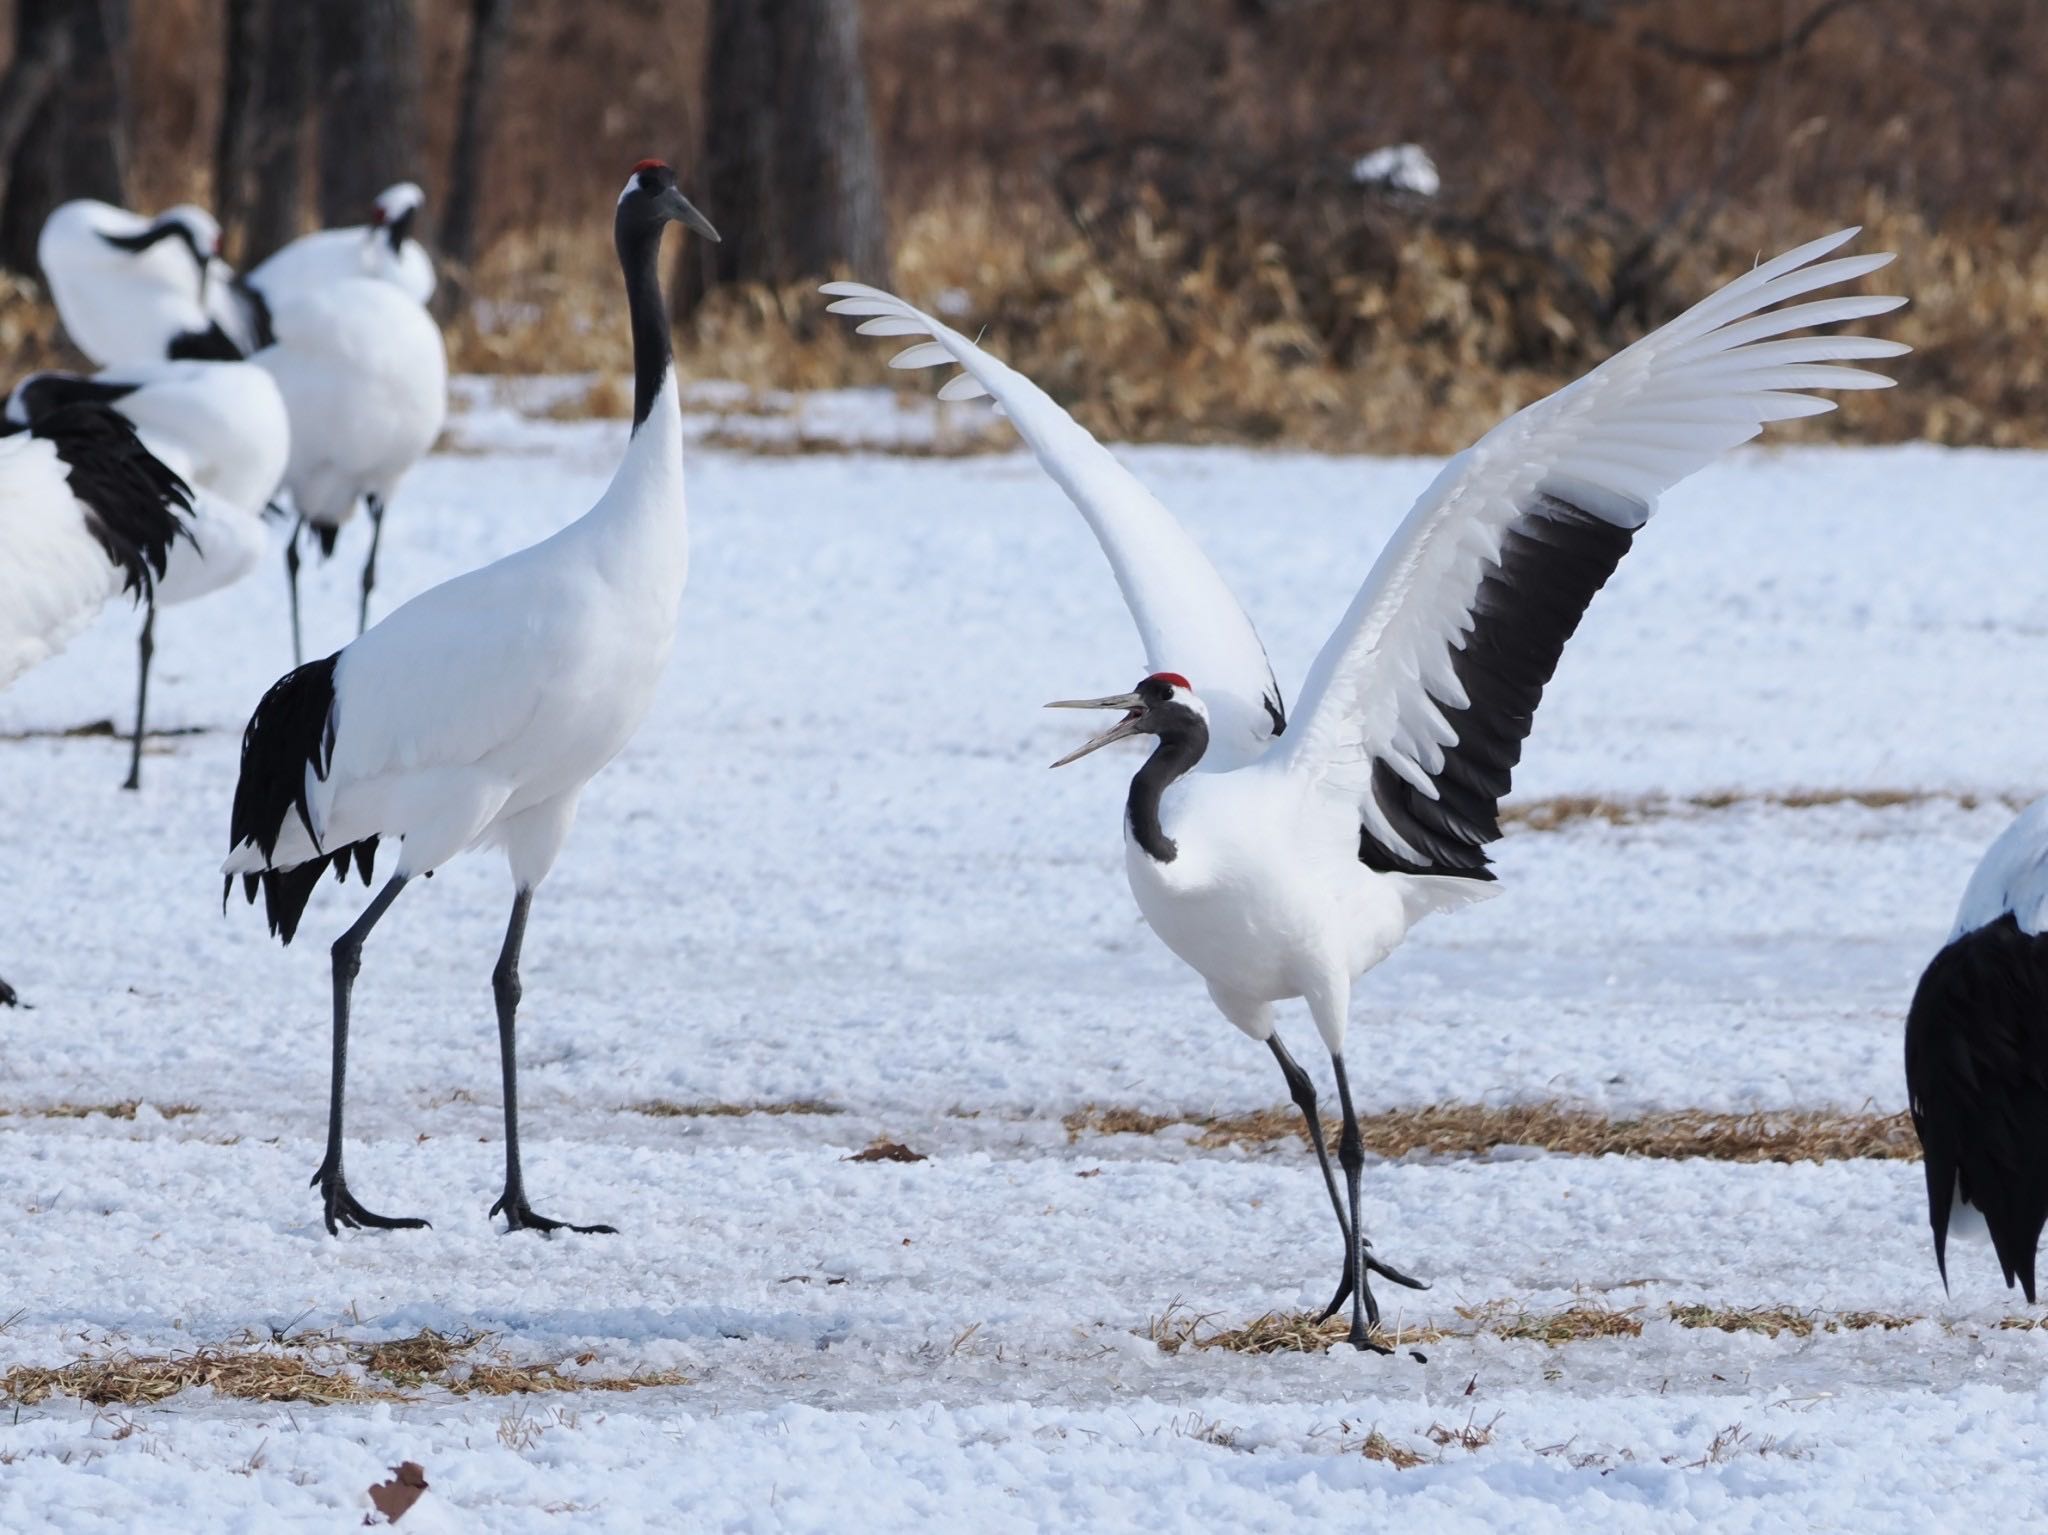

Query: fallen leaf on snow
<box><xmin>367</xmin><ymin>1461</ymin><xmax>429</xmax><ymax>1524</ymax></box>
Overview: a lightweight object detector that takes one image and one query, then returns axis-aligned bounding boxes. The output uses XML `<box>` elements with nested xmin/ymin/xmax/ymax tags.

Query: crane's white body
<box><xmin>0</xmin><ymin>431</ymin><xmax>131</xmax><ymax>687</ymax></box>
<box><xmin>224</xmin><ymin>374</ymin><xmax>684</xmax><ymax>886</ymax></box>
<box><xmin>253</xmin><ymin>277</ymin><xmax>446</xmax><ymax>532</ymax></box>
<box><xmin>829</xmin><ymin>230</ymin><xmax>1908</xmax><ymax>1053</ymax></box>
<box><xmin>249</xmin><ymin>184</ymin><xmax>435</xmax><ymax>308</ymax></box>
<box><xmin>37</xmin><ymin>201</ymin><xmax>222</xmax><ymax>367</ymax></box>
<box><xmin>1129</xmin><ymin>763</ymin><xmax>1484</xmax><ymax>1036</ymax></box>
<box><xmin>1953</xmin><ymin>797</ymin><xmax>2048</xmax><ymax>940</ymax></box>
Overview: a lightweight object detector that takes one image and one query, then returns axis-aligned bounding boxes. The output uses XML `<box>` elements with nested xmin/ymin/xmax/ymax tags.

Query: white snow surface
<box><xmin>2</xmin><ymin>383</ymin><xmax>2046</xmax><ymax>1528</ymax></box>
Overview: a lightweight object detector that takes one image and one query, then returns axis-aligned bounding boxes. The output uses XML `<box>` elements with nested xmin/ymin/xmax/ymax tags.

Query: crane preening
<box><xmin>224</xmin><ymin>161</ymin><xmax>717</xmax><ymax>1237</ymax></box>
<box><xmin>829</xmin><ymin>229</ymin><xmax>1909</xmax><ymax>1350</ymax></box>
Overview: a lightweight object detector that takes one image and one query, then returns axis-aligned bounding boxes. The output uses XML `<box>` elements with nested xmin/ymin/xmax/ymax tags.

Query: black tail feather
<box><xmin>226</xmin><ymin>653</ymin><xmax>377</xmax><ymax>945</ymax></box>
<box><xmin>32</xmin><ymin>402</ymin><xmax>193</xmax><ymax>602</ymax></box>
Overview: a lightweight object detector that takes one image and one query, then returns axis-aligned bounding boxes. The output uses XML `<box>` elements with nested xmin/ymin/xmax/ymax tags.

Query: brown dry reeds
<box><xmin>0</xmin><ymin>1328</ymin><xmax>689</xmax><ymax>1409</ymax></box>
<box><xmin>1065</xmin><ymin>1101</ymin><xmax>1920</xmax><ymax>1165</ymax></box>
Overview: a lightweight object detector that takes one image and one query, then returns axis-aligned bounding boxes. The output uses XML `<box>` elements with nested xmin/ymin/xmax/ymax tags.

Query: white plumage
<box><xmin>252</xmin><ymin>274</ymin><xmax>448</xmax><ymax>654</ymax></box>
<box><xmin>37</xmin><ymin>200</ymin><xmax>232</xmax><ymax>366</ymax></box>
<box><xmin>223</xmin><ymin>160</ymin><xmax>718</xmax><ymax>1237</ymax></box>
<box><xmin>7</xmin><ymin>360</ymin><xmax>291</xmax><ymax>785</ymax></box>
<box><xmin>1951</xmin><ymin>798</ymin><xmax>2048</xmax><ymax>941</ymax></box>
<box><xmin>829</xmin><ymin>228</ymin><xmax>1909</xmax><ymax>1350</ymax></box>
<box><xmin>248</xmin><ymin>182</ymin><xmax>436</xmax><ymax>308</ymax></box>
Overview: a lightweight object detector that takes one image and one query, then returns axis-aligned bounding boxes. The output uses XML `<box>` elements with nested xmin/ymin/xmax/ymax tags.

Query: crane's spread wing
<box><xmin>822</xmin><ymin>282</ymin><xmax>1285</xmax><ymax>766</ymax></box>
<box><xmin>1905</xmin><ymin>914</ymin><xmax>2048</xmax><ymax>1301</ymax></box>
<box><xmin>1272</xmin><ymin>229</ymin><xmax>1908</xmax><ymax>878</ymax></box>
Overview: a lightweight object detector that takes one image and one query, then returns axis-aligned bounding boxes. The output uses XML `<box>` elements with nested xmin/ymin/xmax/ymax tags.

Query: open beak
<box><xmin>659</xmin><ymin>187</ymin><xmax>722</xmax><ymax>243</ymax></box>
<box><xmin>1045</xmin><ymin>692</ymin><xmax>1147</xmax><ymax>768</ymax></box>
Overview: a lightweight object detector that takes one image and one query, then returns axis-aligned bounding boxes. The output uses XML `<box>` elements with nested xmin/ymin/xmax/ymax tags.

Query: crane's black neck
<box><xmin>1127</xmin><ymin>714</ymin><xmax>1208</xmax><ymax>863</ymax></box>
<box><xmin>384</xmin><ymin>206</ymin><xmax>417</xmax><ymax>253</ymax></box>
<box><xmin>614</xmin><ymin>208</ymin><xmax>674</xmax><ymax>432</ymax></box>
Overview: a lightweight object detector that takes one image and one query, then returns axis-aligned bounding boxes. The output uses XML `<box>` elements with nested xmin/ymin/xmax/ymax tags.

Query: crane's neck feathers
<box><xmin>615</xmin><ymin>206</ymin><xmax>675</xmax><ymax>432</ymax></box>
<box><xmin>1127</xmin><ymin>709</ymin><xmax>1208</xmax><ymax>863</ymax></box>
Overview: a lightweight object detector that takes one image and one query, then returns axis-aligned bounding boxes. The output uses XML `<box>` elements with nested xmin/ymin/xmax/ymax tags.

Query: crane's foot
<box><xmin>311</xmin><ymin>1158</ymin><xmax>431</xmax><ymax>1236</ymax></box>
<box><xmin>0</xmin><ymin>974</ymin><xmax>17</xmax><ymax>1008</ymax></box>
<box><xmin>1318</xmin><ymin>1242</ymin><xmax>1429</xmax><ymax>1352</ymax></box>
<box><xmin>491</xmin><ymin>1189</ymin><xmax>617</xmax><ymax>1236</ymax></box>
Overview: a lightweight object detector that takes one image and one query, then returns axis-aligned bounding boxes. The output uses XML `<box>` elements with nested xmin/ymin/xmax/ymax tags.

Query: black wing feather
<box><xmin>1361</xmin><ymin>489</ymin><xmax>1636</xmax><ymax>879</ymax></box>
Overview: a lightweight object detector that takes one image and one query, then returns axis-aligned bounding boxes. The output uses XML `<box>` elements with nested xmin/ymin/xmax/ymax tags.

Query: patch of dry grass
<box><xmin>628</xmin><ymin>1099</ymin><xmax>842</xmax><ymax>1119</ymax></box>
<box><xmin>1148</xmin><ymin>1299</ymin><xmax>1934</xmax><ymax>1357</ymax></box>
<box><xmin>2</xmin><ymin>1349</ymin><xmax>388</xmax><ymax>1408</ymax></box>
<box><xmin>1504</xmin><ymin>787</ymin><xmax>2022</xmax><ymax>832</ymax></box>
<box><xmin>1666</xmin><ymin>1304</ymin><xmax>1816</xmax><ymax>1339</ymax></box>
<box><xmin>1475</xmin><ymin>1302</ymin><xmax>1644</xmax><ymax>1345</ymax></box>
<box><xmin>0</xmin><ymin>1102</ymin><xmax>200</xmax><ymax>1122</ymax></box>
<box><xmin>1357</xmin><ymin>1430</ymin><xmax>1428</xmax><ymax>1469</ymax></box>
<box><xmin>1067</xmin><ymin>1101</ymin><xmax>1920</xmax><ymax>1165</ymax></box>
<box><xmin>1</xmin><ymin>1328</ymin><xmax>690</xmax><ymax>1409</ymax></box>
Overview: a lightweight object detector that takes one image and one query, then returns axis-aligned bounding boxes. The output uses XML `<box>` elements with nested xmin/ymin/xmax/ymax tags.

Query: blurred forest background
<box><xmin>0</xmin><ymin>0</ymin><xmax>2037</xmax><ymax>450</ymax></box>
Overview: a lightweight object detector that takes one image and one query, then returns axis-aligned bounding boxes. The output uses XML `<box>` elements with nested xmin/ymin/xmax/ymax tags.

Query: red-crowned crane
<box><xmin>1906</xmin><ymin>797</ymin><xmax>2048</xmax><ymax>1302</ymax></box>
<box><xmin>828</xmin><ymin>229</ymin><xmax>1909</xmax><ymax>1350</ymax></box>
<box><xmin>0</xmin><ymin>403</ymin><xmax>193</xmax><ymax>1001</ymax></box>
<box><xmin>224</xmin><ymin>161</ymin><xmax>718</xmax><ymax>1237</ymax></box>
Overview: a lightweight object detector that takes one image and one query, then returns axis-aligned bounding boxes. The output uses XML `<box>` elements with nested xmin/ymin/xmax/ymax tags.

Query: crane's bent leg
<box><xmin>285</xmin><ymin>519</ymin><xmax>306</xmax><ymax>667</ymax></box>
<box><xmin>122</xmin><ymin>605</ymin><xmax>155</xmax><ymax>792</ymax></box>
<box><xmin>312</xmin><ymin>875</ymin><xmax>428</xmax><ymax>1235</ymax></box>
<box><xmin>357</xmin><ymin>495</ymin><xmax>385</xmax><ymax>636</ymax></box>
<box><xmin>1267</xmin><ymin>1030</ymin><xmax>1353</xmax><ymax>1251</ymax></box>
<box><xmin>489</xmin><ymin>888</ymin><xmax>616</xmax><ymax>1235</ymax></box>
<box><xmin>1323</xmin><ymin>1054</ymin><xmax>1429</xmax><ymax>1351</ymax></box>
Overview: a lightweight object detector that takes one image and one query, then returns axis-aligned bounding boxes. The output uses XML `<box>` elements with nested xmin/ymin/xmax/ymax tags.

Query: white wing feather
<box><xmin>1954</xmin><ymin>798</ymin><xmax>2048</xmax><ymax>940</ymax></box>
<box><xmin>0</xmin><ymin>434</ymin><xmax>127</xmax><ymax>689</ymax></box>
<box><xmin>1275</xmin><ymin>230</ymin><xmax>1909</xmax><ymax>868</ymax></box>
<box><xmin>822</xmin><ymin>281</ymin><xmax>1284</xmax><ymax>766</ymax></box>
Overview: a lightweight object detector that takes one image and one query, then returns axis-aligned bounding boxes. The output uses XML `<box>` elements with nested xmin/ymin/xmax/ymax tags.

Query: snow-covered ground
<box><xmin>2</xmin><ymin>387</ymin><xmax>2045</xmax><ymax>1529</ymax></box>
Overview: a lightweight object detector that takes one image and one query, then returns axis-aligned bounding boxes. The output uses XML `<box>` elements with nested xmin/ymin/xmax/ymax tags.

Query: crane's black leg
<box><xmin>122</xmin><ymin>604</ymin><xmax>155</xmax><ymax>792</ymax></box>
<box><xmin>311</xmin><ymin>875</ymin><xmax>429</xmax><ymax>1235</ymax></box>
<box><xmin>285</xmin><ymin>519</ymin><xmax>305</xmax><ymax>667</ymax></box>
<box><xmin>1268</xmin><ymin>1030</ymin><xmax>1353</xmax><ymax>1252</ymax></box>
<box><xmin>488</xmin><ymin>888</ymin><xmax>616</xmax><ymax>1235</ymax></box>
<box><xmin>357</xmin><ymin>495</ymin><xmax>385</xmax><ymax>636</ymax></box>
<box><xmin>1321</xmin><ymin>1054</ymin><xmax>1428</xmax><ymax>1351</ymax></box>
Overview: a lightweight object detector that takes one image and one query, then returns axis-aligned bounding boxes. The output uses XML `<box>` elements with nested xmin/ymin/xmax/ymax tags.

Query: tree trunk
<box><xmin>317</xmin><ymin>0</ymin><xmax>423</xmax><ymax>228</ymax></box>
<box><xmin>678</xmin><ymin>0</ymin><xmax>890</xmax><ymax>317</ymax></box>
<box><xmin>1</xmin><ymin>0</ymin><xmax>130</xmax><ymax>279</ymax></box>
<box><xmin>214</xmin><ymin>0</ymin><xmax>264</xmax><ymax>250</ymax></box>
<box><xmin>436</xmin><ymin>0</ymin><xmax>518</xmax><ymax>320</ymax></box>
<box><xmin>245</xmin><ymin>0</ymin><xmax>315</xmax><ymax>264</ymax></box>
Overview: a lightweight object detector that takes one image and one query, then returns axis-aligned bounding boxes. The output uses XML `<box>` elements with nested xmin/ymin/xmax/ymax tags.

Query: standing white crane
<box><xmin>1905</xmin><ymin>797</ymin><xmax>2048</xmax><ymax>1302</ymax></box>
<box><xmin>251</xmin><ymin>274</ymin><xmax>448</xmax><ymax>658</ymax></box>
<box><xmin>1</xmin><ymin>403</ymin><xmax>193</xmax><ymax>1001</ymax></box>
<box><xmin>828</xmin><ymin>229</ymin><xmax>1909</xmax><ymax>1350</ymax></box>
<box><xmin>248</xmin><ymin>182</ymin><xmax>436</xmax><ymax>308</ymax></box>
<box><xmin>223</xmin><ymin>160</ymin><xmax>718</xmax><ymax>1236</ymax></box>
<box><xmin>37</xmin><ymin>201</ymin><xmax>242</xmax><ymax>365</ymax></box>
<box><xmin>7</xmin><ymin>362</ymin><xmax>290</xmax><ymax>787</ymax></box>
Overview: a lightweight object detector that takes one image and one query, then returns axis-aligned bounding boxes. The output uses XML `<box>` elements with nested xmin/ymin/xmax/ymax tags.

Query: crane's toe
<box><xmin>0</xmin><ymin>974</ymin><xmax>17</xmax><ymax>1007</ymax></box>
<box><xmin>310</xmin><ymin>1162</ymin><xmax>431</xmax><ymax>1236</ymax></box>
<box><xmin>490</xmin><ymin>1192</ymin><xmax>618</xmax><ymax>1237</ymax></box>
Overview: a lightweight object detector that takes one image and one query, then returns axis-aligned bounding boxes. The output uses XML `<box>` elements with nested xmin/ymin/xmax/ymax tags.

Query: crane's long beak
<box><xmin>1045</xmin><ymin>692</ymin><xmax>1146</xmax><ymax>768</ymax></box>
<box><xmin>659</xmin><ymin>187</ymin><xmax>722</xmax><ymax>243</ymax></box>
